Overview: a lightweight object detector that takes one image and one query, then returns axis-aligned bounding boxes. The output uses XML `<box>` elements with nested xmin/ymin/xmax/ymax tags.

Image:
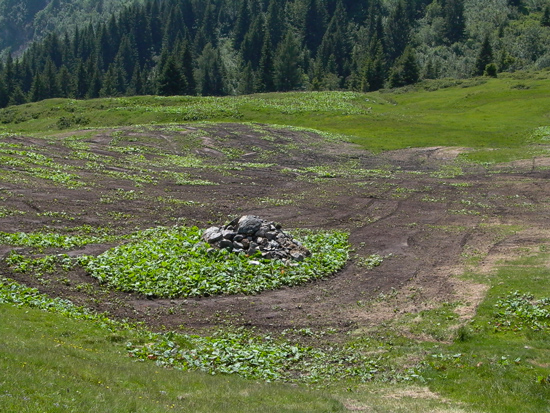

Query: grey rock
<box><xmin>219</xmin><ymin>239</ymin><xmax>234</xmax><ymax>250</ymax></box>
<box><xmin>227</xmin><ymin>217</ymin><xmax>240</xmax><ymax>227</ymax></box>
<box><xmin>222</xmin><ymin>229</ymin><xmax>237</xmax><ymax>240</ymax></box>
<box><xmin>203</xmin><ymin>227</ymin><xmax>223</xmax><ymax>244</ymax></box>
<box><xmin>273</xmin><ymin>251</ymin><xmax>286</xmax><ymax>259</ymax></box>
<box><xmin>266</xmin><ymin>231</ymin><xmax>277</xmax><ymax>240</ymax></box>
<box><xmin>237</xmin><ymin>215</ymin><xmax>263</xmax><ymax>234</ymax></box>
<box><xmin>255</xmin><ymin>228</ymin><xmax>267</xmax><ymax>238</ymax></box>
<box><xmin>202</xmin><ymin>215</ymin><xmax>311</xmax><ymax>261</ymax></box>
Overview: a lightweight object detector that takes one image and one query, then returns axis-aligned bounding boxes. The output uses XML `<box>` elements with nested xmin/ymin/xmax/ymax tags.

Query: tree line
<box><xmin>1</xmin><ymin>0</ymin><xmax>549</xmax><ymax>108</ymax></box>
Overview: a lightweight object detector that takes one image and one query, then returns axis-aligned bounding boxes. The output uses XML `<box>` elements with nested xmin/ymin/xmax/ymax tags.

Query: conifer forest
<box><xmin>1</xmin><ymin>0</ymin><xmax>550</xmax><ymax>107</ymax></box>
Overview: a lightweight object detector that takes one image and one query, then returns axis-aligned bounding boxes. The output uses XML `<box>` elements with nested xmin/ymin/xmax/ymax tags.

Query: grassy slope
<box><xmin>1</xmin><ymin>72</ymin><xmax>549</xmax><ymax>161</ymax></box>
<box><xmin>0</xmin><ymin>304</ymin><xmax>344</xmax><ymax>413</ymax></box>
<box><xmin>425</xmin><ymin>253</ymin><xmax>550</xmax><ymax>412</ymax></box>
<box><xmin>2</xmin><ymin>301</ymin><xmax>478</xmax><ymax>413</ymax></box>
<box><xmin>2</xmin><ymin>72</ymin><xmax>550</xmax><ymax>412</ymax></box>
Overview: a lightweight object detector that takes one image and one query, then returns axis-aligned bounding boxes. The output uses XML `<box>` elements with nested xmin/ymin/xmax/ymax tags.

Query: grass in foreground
<box><xmin>422</xmin><ymin>252</ymin><xmax>550</xmax><ymax>413</ymax></box>
<box><xmin>0</xmin><ymin>303</ymin><xmax>344</xmax><ymax>413</ymax></box>
<box><xmin>3</xmin><ymin>247</ymin><xmax>550</xmax><ymax>412</ymax></box>
<box><xmin>0</xmin><ymin>282</ymin><xmax>475</xmax><ymax>413</ymax></box>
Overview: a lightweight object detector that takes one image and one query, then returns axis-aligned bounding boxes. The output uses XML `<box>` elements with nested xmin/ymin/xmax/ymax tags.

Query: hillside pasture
<box><xmin>2</xmin><ymin>77</ymin><xmax>550</xmax><ymax>411</ymax></box>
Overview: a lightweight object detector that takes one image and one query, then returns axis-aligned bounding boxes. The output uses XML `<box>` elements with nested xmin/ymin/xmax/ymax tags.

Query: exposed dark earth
<box><xmin>2</xmin><ymin>123</ymin><xmax>549</xmax><ymax>341</ymax></box>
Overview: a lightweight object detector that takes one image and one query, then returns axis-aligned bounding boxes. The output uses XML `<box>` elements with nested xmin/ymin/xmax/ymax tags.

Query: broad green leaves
<box><xmin>84</xmin><ymin>226</ymin><xmax>350</xmax><ymax>298</ymax></box>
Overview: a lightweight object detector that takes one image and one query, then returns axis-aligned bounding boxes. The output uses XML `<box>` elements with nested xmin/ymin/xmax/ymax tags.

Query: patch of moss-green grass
<box><xmin>2</xmin><ymin>72</ymin><xmax>550</xmax><ymax>163</ymax></box>
<box><xmin>0</xmin><ymin>301</ymin><xmax>345</xmax><ymax>412</ymax></box>
<box><xmin>423</xmin><ymin>253</ymin><xmax>550</xmax><ymax>413</ymax></box>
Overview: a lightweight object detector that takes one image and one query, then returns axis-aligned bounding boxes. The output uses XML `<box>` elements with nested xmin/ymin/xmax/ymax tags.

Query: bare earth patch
<box><xmin>1</xmin><ymin>123</ymin><xmax>549</xmax><ymax>341</ymax></box>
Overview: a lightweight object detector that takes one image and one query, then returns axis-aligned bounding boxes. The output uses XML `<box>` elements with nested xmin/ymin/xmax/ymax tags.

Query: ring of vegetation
<box><xmin>83</xmin><ymin>226</ymin><xmax>350</xmax><ymax>298</ymax></box>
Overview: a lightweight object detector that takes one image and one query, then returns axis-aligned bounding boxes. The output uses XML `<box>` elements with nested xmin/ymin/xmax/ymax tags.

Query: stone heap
<box><xmin>202</xmin><ymin>215</ymin><xmax>311</xmax><ymax>261</ymax></box>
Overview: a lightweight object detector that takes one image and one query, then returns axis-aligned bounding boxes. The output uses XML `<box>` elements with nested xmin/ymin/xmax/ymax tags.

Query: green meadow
<box><xmin>2</xmin><ymin>72</ymin><xmax>550</xmax><ymax>162</ymax></box>
<box><xmin>2</xmin><ymin>72</ymin><xmax>550</xmax><ymax>412</ymax></box>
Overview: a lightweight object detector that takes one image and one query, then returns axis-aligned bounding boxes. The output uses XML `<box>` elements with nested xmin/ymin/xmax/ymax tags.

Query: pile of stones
<box><xmin>202</xmin><ymin>215</ymin><xmax>311</xmax><ymax>261</ymax></box>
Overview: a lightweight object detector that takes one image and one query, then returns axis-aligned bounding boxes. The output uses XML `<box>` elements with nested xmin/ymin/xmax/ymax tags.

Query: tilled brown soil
<box><xmin>2</xmin><ymin>123</ymin><xmax>549</xmax><ymax>339</ymax></box>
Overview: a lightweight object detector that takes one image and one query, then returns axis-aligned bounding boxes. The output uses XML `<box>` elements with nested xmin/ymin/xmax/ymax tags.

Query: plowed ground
<box><xmin>2</xmin><ymin>123</ymin><xmax>549</xmax><ymax>340</ymax></box>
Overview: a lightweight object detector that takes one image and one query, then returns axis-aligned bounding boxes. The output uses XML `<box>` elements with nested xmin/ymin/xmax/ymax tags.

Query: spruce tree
<box><xmin>147</xmin><ymin>0</ymin><xmax>163</xmax><ymax>55</ymax></box>
<box><xmin>197</xmin><ymin>43</ymin><xmax>225</xmax><ymax>96</ymax></box>
<box><xmin>3</xmin><ymin>53</ymin><xmax>15</xmax><ymax>97</ymax></box>
<box><xmin>317</xmin><ymin>0</ymin><xmax>350</xmax><ymax>82</ymax></box>
<box><xmin>0</xmin><ymin>82</ymin><xmax>8</xmax><ymax>108</ymax></box>
<box><xmin>61</xmin><ymin>33</ymin><xmax>74</xmax><ymax>67</ymax></box>
<box><xmin>115</xmin><ymin>36</ymin><xmax>138</xmax><ymax>81</ymax></box>
<box><xmin>423</xmin><ymin>59</ymin><xmax>438</xmax><ymax>79</ymax></box>
<box><xmin>385</xmin><ymin>0</ymin><xmax>412</xmax><ymax>63</ymax></box>
<box><xmin>100</xmin><ymin>65</ymin><xmax>118</xmax><ymax>97</ymax></box>
<box><xmin>389</xmin><ymin>46</ymin><xmax>419</xmax><ymax>88</ymax></box>
<box><xmin>265</xmin><ymin>0</ymin><xmax>285</xmax><ymax>49</ymax></box>
<box><xmin>473</xmin><ymin>35</ymin><xmax>493</xmax><ymax>76</ymax></box>
<box><xmin>8</xmin><ymin>85</ymin><xmax>27</xmax><ymax>106</ymax></box>
<box><xmin>73</xmin><ymin>61</ymin><xmax>89</xmax><ymax>99</ymax></box>
<box><xmin>542</xmin><ymin>6</ymin><xmax>550</xmax><ymax>27</ymax></box>
<box><xmin>157</xmin><ymin>54</ymin><xmax>186</xmax><ymax>96</ymax></box>
<box><xmin>304</xmin><ymin>0</ymin><xmax>328</xmax><ymax>56</ymax></box>
<box><xmin>44</xmin><ymin>33</ymin><xmax>63</xmax><ymax>68</ymax></box>
<box><xmin>367</xmin><ymin>40</ymin><xmax>386</xmax><ymax>91</ymax></box>
<box><xmin>29</xmin><ymin>74</ymin><xmax>47</xmax><ymax>102</ymax></box>
<box><xmin>196</xmin><ymin>2</ymin><xmax>218</xmax><ymax>49</ymax></box>
<box><xmin>179</xmin><ymin>41</ymin><xmax>196</xmax><ymax>95</ymax></box>
<box><xmin>18</xmin><ymin>58</ymin><xmax>34</xmax><ymax>95</ymax></box>
<box><xmin>484</xmin><ymin>63</ymin><xmax>498</xmax><ymax>78</ymax></box>
<box><xmin>87</xmin><ymin>66</ymin><xmax>102</xmax><ymax>99</ymax></box>
<box><xmin>238</xmin><ymin>62</ymin><xmax>256</xmax><ymax>95</ymax></box>
<box><xmin>43</xmin><ymin>58</ymin><xmax>60</xmax><ymax>98</ymax></box>
<box><xmin>163</xmin><ymin>5</ymin><xmax>186</xmax><ymax>50</ymax></box>
<box><xmin>234</xmin><ymin>0</ymin><xmax>251</xmax><ymax>50</ymax></box>
<box><xmin>258</xmin><ymin>33</ymin><xmax>275</xmax><ymax>92</ymax></box>
<box><xmin>240</xmin><ymin>15</ymin><xmax>265</xmax><ymax>69</ymax></box>
<box><xmin>274</xmin><ymin>30</ymin><xmax>303</xmax><ymax>92</ymax></box>
<box><xmin>129</xmin><ymin>65</ymin><xmax>144</xmax><ymax>96</ymax></box>
<box><xmin>443</xmin><ymin>0</ymin><xmax>465</xmax><ymax>44</ymax></box>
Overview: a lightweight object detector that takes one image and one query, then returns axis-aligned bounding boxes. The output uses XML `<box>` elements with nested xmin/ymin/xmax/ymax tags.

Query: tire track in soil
<box><xmin>2</xmin><ymin>124</ymin><xmax>550</xmax><ymax>338</ymax></box>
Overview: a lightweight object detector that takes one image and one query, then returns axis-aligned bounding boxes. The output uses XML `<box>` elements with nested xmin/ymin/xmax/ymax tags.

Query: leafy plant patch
<box><xmin>126</xmin><ymin>328</ymin><xmax>398</xmax><ymax>383</ymax></box>
<box><xmin>0</xmin><ymin>231</ymin><xmax>122</xmax><ymax>251</ymax></box>
<box><xmin>0</xmin><ymin>277</ymin><xmax>408</xmax><ymax>385</ymax></box>
<box><xmin>83</xmin><ymin>226</ymin><xmax>350</xmax><ymax>298</ymax></box>
<box><xmin>0</xmin><ymin>278</ymin><xmax>117</xmax><ymax>329</ymax></box>
<box><xmin>494</xmin><ymin>291</ymin><xmax>550</xmax><ymax>331</ymax></box>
